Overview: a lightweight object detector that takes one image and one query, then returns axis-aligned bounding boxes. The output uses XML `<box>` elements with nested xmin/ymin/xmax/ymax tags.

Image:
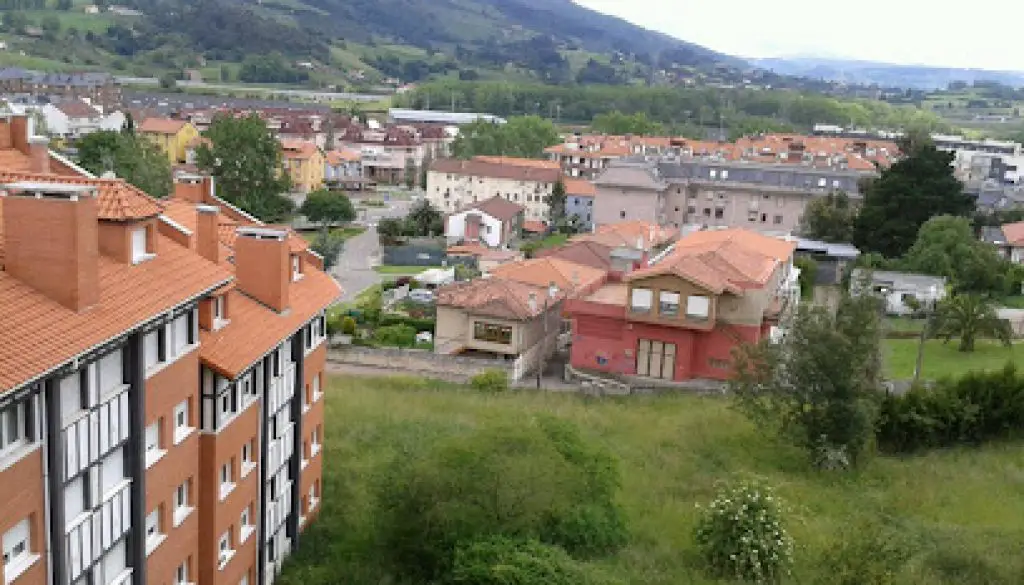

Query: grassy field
<box><xmin>883</xmin><ymin>338</ymin><xmax>1022</xmax><ymax>380</ymax></box>
<box><xmin>297</xmin><ymin>226</ymin><xmax>365</xmax><ymax>244</ymax></box>
<box><xmin>373</xmin><ymin>265</ymin><xmax>430</xmax><ymax>275</ymax></box>
<box><xmin>282</xmin><ymin>376</ymin><xmax>1024</xmax><ymax>585</ymax></box>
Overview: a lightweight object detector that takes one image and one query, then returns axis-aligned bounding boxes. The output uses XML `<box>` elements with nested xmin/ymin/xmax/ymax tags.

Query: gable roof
<box><xmin>56</xmin><ymin>99</ymin><xmax>99</xmax><ymax>118</ymax></box>
<box><xmin>436</xmin><ymin>277</ymin><xmax>563</xmax><ymax>320</ymax></box>
<box><xmin>593</xmin><ymin>162</ymin><xmax>667</xmax><ymax>191</ymax></box>
<box><xmin>140</xmin><ymin>117</ymin><xmax>189</xmax><ymax>135</ymax></box>
<box><xmin>467</xmin><ymin>195</ymin><xmax>524</xmax><ymax>221</ymax></box>
<box><xmin>563</xmin><ymin>178</ymin><xmax>596</xmax><ymax>197</ymax></box>
<box><xmin>490</xmin><ymin>256</ymin><xmax>606</xmax><ymax>297</ymax></box>
<box><xmin>572</xmin><ymin>221</ymin><xmax>675</xmax><ymax>251</ymax></box>
<box><xmin>280</xmin><ymin>139</ymin><xmax>320</xmax><ymax>160</ymax></box>
<box><xmin>431</xmin><ymin>158</ymin><xmax>560</xmax><ymax>183</ymax></box>
<box><xmin>535</xmin><ymin>239</ymin><xmax>616</xmax><ymax>271</ymax></box>
<box><xmin>0</xmin><ymin>170</ymin><xmax>164</xmax><ymax>221</ymax></box>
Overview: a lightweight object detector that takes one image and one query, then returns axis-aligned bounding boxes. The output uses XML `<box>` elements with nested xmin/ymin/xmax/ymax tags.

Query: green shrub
<box><xmin>340</xmin><ymin>316</ymin><xmax>357</xmax><ymax>335</ymax></box>
<box><xmin>378</xmin><ymin>313</ymin><xmax>436</xmax><ymax>333</ymax></box>
<box><xmin>374</xmin><ymin>417</ymin><xmax>627</xmax><ymax>581</ymax></box>
<box><xmin>794</xmin><ymin>256</ymin><xmax>817</xmax><ymax>299</ymax></box>
<box><xmin>694</xmin><ymin>480</ymin><xmax>793</xmax><ymax>584</ymax></box>
<box><xmin>326</xmin><ymin>312</ymin><xmax>344</xmax><ymax>336</ymax></box>
<box><xmin>448</xmin><ymin>537</ymin><xmax>620</xmax><ymax>585</ymax></box>
<box><xmin>469</xmin><ymin>369</ymin><xmax>509</xmax><ymax>393</ymax></box>
<box><xmin>876</xmin><ymin>363</ymin><xmax>1024</xmax><ymax>453</ymax></box>
<box><xmin>373</xmin><ymin>324</ymin><xmax>417</xmax><ymax>348</ymax></box>
<box><xmin>815</xmin><ymin>519</ymin><xmax>916</xmax><ymax>585</ymax></box>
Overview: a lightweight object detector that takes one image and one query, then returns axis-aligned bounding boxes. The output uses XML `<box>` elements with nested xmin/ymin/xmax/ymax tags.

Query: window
<box><xmin>173</xmin><ymin>400</ymin><xmax>192</xmax><ymax>444</ymax></box>
<box><xmin>291</xmin><ymin>255</ymin><xmax>302</xmax><ymax>282</ymax></box>
<box><xmin>145</xmin><ymin>508</ymin><xmax>165</xmax><ymax>555</ymax></box>
<box><xmin>686</xmin><ymin>206</ymin><xmax>696</xmax><ymax>215</ymax></box>
<box><xmin>218</xmin><ymin>531</ymin><xmax>234</xmax><ymax>569</ymax></box>
<box><xmin>761</xmin><ymin>213</ymin><xmax>767</xmax><ymax>223</ymax></box>
<box><xmin>239</xmin><ymin>506</ymin><xmax>254</xmax><ymax>543</ymax></box>
<box><xmin>659</xmin><ymin>291</ymin><xmax>680</xmax><ymax>316</ymax></box>
<box><xmin>832</xmin><ymin>179</ymin><xmax>841</xmax><ymax>189</ymax></box>
<box><xmin>175</xmin><ymin>560</ymin><xmax>189</xmax><ymax>585</ymax></box>
<box><xmin>702</xmin><ymin>208</ymin><xmax>711</xmax><ymax>217</ymax></box>
<box><xmin>98</xmin><ymin>349</ymin><xmax>124</xmax><ymax>395</ymax></box>
<box><xmin>686</xmin><ymin>296</ymin><xmax>711</xmax><ymax>320</ymax></box>
<box><xmin>817</xmin><ymin>177</ymin><xmax>827</xmax><ymax>188</ymax></box>
<box><xmin>311</xmin><ymin>425</ymin><xmax>321</xmax><ymax>457</ymax></box>
<box><xmin>144</xmin><ymin>420</ymin><xmax>164</xmax><ymax>468</ymax></box>
<box><xmin>708</xmin><ymin>358</ymin><xmax>731</xmax><ymax>370</ymax></box>
<box><xmin>173</xmin><ymin>480</ymin><xmax>192</xmax><ymax>527</ymax></box>
<box><xmin>472</xmin><ymin>322</ymin><xmax>512</xmax><ymax>345</ymax></box>
<box><xmin>748</xmin><ymin>210</ymin><xmax>758</xmax><ymax>222</ymax></box>
<box><xmin>311</xmin><ymin>375</ymin><xmax>322</xmax><ymax>403</ymax></box>
<box><xmin>709</xmin><ymin>169</ymin><xmax>717</xmax><ymax>179</ymax></box>
<box><xmin>776</xmin><ymin>197</ymin><xmax>785</xmax><ymax>207</ymax></box>
<box><xmin>619</xmin><ymin>210</ymin><xmax>626</xmax><ymax>219</ymax></box>
<box><xmin>0</xmin><ymin>402</ymin><xmax>27</xmax><ymax>458</ymax></box>
<box><xmin>714</xmin><ymin>208</ymin><xmax>724</xmax><ymax>219</ymax></box>
<box><xmin>3</xmin><ymin>518</ymin><xmax>34</xmax><ymax>582</ymax></box>
<box><xmin>143</xmin><ymin>330</ymin><xmax>160</xmax><ymax>371</ymax></box>
<box><xmin>773</xmin><ymin>215</ymin><xmax>783</xmax><ymax>225</ymax></box>
<box><xmin>169</xmin><ymin>314</ymin><xmax>190</xmax><ymax>357</ymax></box>
<box><xmin>219</xmin><ymin>461</ymin><xmax>235</xmax><ymax>501</ymax></box>
<box><xmin>241</xmin><ymin>441</ymin><xmax>255</xmax><ymax>477</ymax></box>
<box><xmin>721</xmin><ymin>169</ymin><xmax>729</xmax><ymax>179</ymax></box>
<box><xmin>131</xmin><ymin>227</ymin><xmax>152</xmax><ymax>264</ymax></box>
<box><xmin>630</xmin><ymin>288</ymin><xmax>653</xmax><ymax>313</ymax></box>
<box><xmin>212</xmin><ymin>295</ymin><xmax>228</xmax><ymax>330</ymax></box>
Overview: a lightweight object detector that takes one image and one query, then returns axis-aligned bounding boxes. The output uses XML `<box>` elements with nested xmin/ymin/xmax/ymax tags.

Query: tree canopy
<box><xmin>299</xmin><ymin>189</ymin><xmax>355</xmax><ymax>228</ymax></box>
<box><xmin>799</xmin><ymin>191</ymin><xmax>856</xmax><ymax>243</ymax></box>
<box><xmin>853</xmin><ymin>135</ymin><xmax>972</xmax><ymax>258</ymax></box>
<box><xmin>76</xmin><ymin>130</ymin><xmax>172</xmax><ymax>198</ymax></box>
<box><xmin>196</xmin><ymin>114</ymin><xmax>294</xmax><ymax>222</ymax></box>
<box><xmin>590</xmin><ymin>111</ymin><xmax>663</xmax><ymax>136</ymax></box>
<box><xmin>451</xmin><ymin>115</ymin><xmax>560</xmax><ymax>159</ymax></box>
<box><xmin>900</xmin><ymin>215</ymin><xmax>1010</xmax><ymax>295</ymax></box>
<box><xmin>930</xmin><ymin>294</ymin><xmax>1012</xmax><ymax>352</ymax></box>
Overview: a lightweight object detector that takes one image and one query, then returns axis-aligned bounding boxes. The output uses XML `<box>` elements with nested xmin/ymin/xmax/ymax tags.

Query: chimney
<box><xmin>196</xmin><ymin>204</ymin><xmax>220</xmax><ymax>265</ymax></box>
<box><xmin>548</xmin><ymin>280</ymin><xmax>558</xmax><ymax>298</ymax></box>
<box><xmin>528</xmin><ymin>292</ymin><xmax>538</xmax><ymax>314</ymax></box>
<box><xmin>2</xmin><ymin>182</ymin><xmax>100</xmax><ymax>311</ymax></box>
<box><xmin>234</xmin><ymin>227</ymin><xmax>290</xmax><ymax>312</ymax></box>
<box><xmin>174</xmin><ymin>174</ymin><xmax>214</xmax><ymax>204</ymax></box>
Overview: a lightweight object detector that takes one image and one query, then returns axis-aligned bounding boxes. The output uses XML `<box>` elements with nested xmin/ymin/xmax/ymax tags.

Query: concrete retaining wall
<box><xmin>328</xmin><ymin>344</ymin><xmax>513</xmax><ymax>381</ymax></box>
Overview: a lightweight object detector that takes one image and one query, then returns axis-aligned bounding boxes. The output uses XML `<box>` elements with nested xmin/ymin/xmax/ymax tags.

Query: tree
<box><xmin>377</xmin><ymin>217</ymin><xmax>405</xmax><ymax>244</ymax></box>
<box><xmin>549</xmin><ymin>179</ymin><xmax>568</xmax><ymax>230</ymax></box>
<box><xmin>799</xmin><ymin>191</ymin><xmax>856</xmax><ymax>243</ymax></box>
<box><xmin>853</xmin><ymin>135</ymin><xmax>973</xmax><ymax>258</ymax></box>
<box><xmin>309</xmin><ymin>231</ymin><xmax>344</xmax><ymax>271</ymax></box>
<box><xmin>299</xmin><ymin>189</ymin><xmax>355</xmax><ymax>229</ymax></box>
<box><xmin>419</xmin><ymin>150</ymin><xmax>432</xmax><ymax>189</ymax></box>
<box><xmin>196</xmin><ymin>114</ymin><xmax>294</xmax><ymax>222</ymax></box>
<box><xmin>404</xmin><ymin>157</ymin><xmax>417</xmax><ymax>189</ymax></box>
<box><xmin>76</xmin><ymin>131</ymin><xmax>172</xmax><ymax>198</ymax></box>
<box><xmin>900</xmin><ymin>215</ymin><xmax>1010</xmax><ymax>295</ymax></box>
<box><xmin>404</xmin><ymin>199</ymin><xmax>443</xmax><ymax>237</ymax></box>
<box><xmin>591</xmin><ymin>111</ymin><xmax>663</xmax><ymax>136</ymax></box>
<box><xmin>121</xmin><ymin>111</ymin><xmax>135</xmax><ymax>135</ymax></box>
<box><xmin>41</xmin><ymin>14</ymin><xmax>61</xmax><ymax>40</ymax></box>
<box><xmin>730</xmin><ymin>292</ymin><xmax>882</xmax><ymax>468</ymax></box>
<box><xmin>930</xmin><ymin>294</ymin><xmax>1012</xmax><ymax>352</ymax></box>
<box><xmin>158</xmin><ymin>72</ymin><xmax>178</xmax><ymax>90</ymax></box>
<box><xmin>451</xmin><ymin>116</ymin><xmax>560</xmax><ymax>159</ymax></box>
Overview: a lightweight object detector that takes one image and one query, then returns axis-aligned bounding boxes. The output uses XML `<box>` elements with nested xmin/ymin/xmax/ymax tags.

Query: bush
<box><xmin>469</xmin><ymin>369</ymin><xmax>509</xmax><ymax>393</ymax></box>
<box><xmin>326</xmin><ymin>312</ymin><xmax>344</xmax><ymax>336</ymax></box>
<box><xmin>378</xmin><ymin>313</ymin><xmax>436</xmax><ymax>333</ymax></box>
<box><xmin>373</xmin><ymin>324</ymin><xmax>417</xmax><ymax>347</ymax></box>
<box><xmin>794</xmin><ymin>256</ymin><xmax>817</xmax><ymax>299</ymax></box>
<box><xmin>374</xmin><ymin>417</ymin><xmax>627</xmax><ymax>581</ymax></box>
<box><xmin>448</xmin><ymin>537</ymin><xmax>620</xmax><ymax>585</ymax></box>
<box><xmin>694</xmin><ymin>481</ymin><xmax>793</xmax><ymax>584</ymax></box>
<box><xmin>340</xmin><ymin>316</ymin><xmax>357</xmax><ymax>335</ymax></box>
<box><xmin>876</xmin><ymin>364</ymin><xmax>1024</xmax><ymax>453</ymax></box>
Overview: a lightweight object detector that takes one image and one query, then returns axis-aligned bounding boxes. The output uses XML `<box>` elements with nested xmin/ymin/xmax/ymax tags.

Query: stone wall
<box><xmin>328</xmin><ymin>344</ymin><xmax>513</xmax><ymax>381</ymax></box>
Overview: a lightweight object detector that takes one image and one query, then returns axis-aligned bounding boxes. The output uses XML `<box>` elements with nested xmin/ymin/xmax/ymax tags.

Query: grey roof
<box><xmin>981</xmin><ymin>226</ymin><xmax>1007</xmax><ymax>245</ymax></box>
<box><xmin>794</xmin><ymin>238</ymin><xmax>861</xmax><ymax>259</ymax></box>
<box><xmin>852</xmin><ymin>269</ymin><xmax>946</xmax><ymax>288</ymax></box>
<box><xmin>593</xmin><ymin>161</ymin><xmax>667</xmax><ymax>190</ymax></box>
<box><xmin>657</xmin><ymin>160</ymin><xmax>873</xmax><ymax>195</ymax></box>
<box><xmin>388</xmin><ymin>108</ymin><xmax>505</xmax><ymax>125</ymax></box>
<box><xmin>0</xmin><ymin>68</ymin><xmax>113</xmax><ymax>87</ymax></box>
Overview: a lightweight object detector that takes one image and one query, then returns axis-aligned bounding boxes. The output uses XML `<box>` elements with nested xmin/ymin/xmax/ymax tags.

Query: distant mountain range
<box><xmin>751</xmin><ymin>57</ymin><xmax>1024</xmax><ymax>89</ymax></box>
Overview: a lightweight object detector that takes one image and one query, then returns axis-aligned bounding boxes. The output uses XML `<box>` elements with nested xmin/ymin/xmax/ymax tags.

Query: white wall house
<box><xmin>446</xmin><ymin>208</ymin><xmax>505</xmax><ymax>248</ymax></box>
<box><xmin>851</xmin><ymin>269</ymin><xmax>947</xmax><ymax>316</ymax></box>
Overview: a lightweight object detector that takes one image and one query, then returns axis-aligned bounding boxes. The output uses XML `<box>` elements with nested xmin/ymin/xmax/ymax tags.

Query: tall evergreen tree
<box><xmin>853</xmin><ymin>134</ymin><xmax>972</xmax><ymax>258</ymax></box>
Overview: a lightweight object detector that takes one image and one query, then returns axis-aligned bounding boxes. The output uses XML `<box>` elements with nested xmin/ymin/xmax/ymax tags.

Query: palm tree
<box><xmin>930</xmin><ymin>294</ymin><xmax>1012</xmax><ymax>352</ymax></box>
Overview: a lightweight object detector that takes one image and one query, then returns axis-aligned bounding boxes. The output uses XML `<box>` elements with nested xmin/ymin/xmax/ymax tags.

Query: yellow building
<box><xmin>138</xmin><ymin>117</ymin><xmax>200</xmax><ymax>164</ymax></box>
<box><xmin>280</xmin><ymin>139</ymin><xmax>325</xmax><ymax>193</ymax></box>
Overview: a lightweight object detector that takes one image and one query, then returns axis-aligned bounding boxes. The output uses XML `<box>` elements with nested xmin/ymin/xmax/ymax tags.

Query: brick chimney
<box><xmin>2</xmin><ymin>182</ymin><xmax>100</xmax><ymax>311</ymax></box>
<box><xmin>196</xmin><ymin>204</ymin><xmax>220</xmax><ymax>265</ymax></box>
<box><xmin>174</xmin><ymin>174</ymin><xmax>214</xmax><ymax>204</ymax></box>
<box><xmin>234</xmin><ymin>227</ymin><xmax>289</xmax><ymax>312</ymax></box>
<box><xmin>2</xmin><ymin>114</ymin><xmax>50</xmax><ymax>173</ymax></box>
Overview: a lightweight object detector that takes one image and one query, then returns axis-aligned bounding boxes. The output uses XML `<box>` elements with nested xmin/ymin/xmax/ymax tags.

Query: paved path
<box><xmin>333</xmin><ymin>226</ymin><xmax>382</xmax><ymax>303</ymax></box>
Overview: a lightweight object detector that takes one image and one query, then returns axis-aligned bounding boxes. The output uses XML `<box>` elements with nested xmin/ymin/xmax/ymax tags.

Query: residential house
<box><xmin>793</xmin><ymin>238</ymin><xmax>860</xmax><ymax>285</ymax></box>
<box><xmin>987</xmin><ymin>221</ymin><xmax>1024</xmax><ymax>263</ymax></box>
<box><xmin>39</xmin><ymin>99</ymin><xmax>101</xmax><ymax>138</ymax></box>
<box><xmin>564</xmin><ymin>228</ymin><xmax>798</xmax><ymax>382</ymax></box>
<box><xmin>427</xmin><ymin>157</ymin><xmax>561</xmax><ymax>222</ymax></box>
<box><xmin>324</xmin><ymin>149</ymin><xmax>367</xmax><ymax>191</ymax></box>
<box><xmin>139</xmin><ymin>117</ymin><xmax>201</xmax><ymax>164</ymax></box>
<box><xmin>535</xmin><ymin>239</ymin><xmax>621</xmax><ymax>273</ymax></box>
<box><xmin>446</xmin><ymin>244</ymin><xmax>522</xmax><ymax>274</ymax></box>
<box><xmin>564</xmin><ymin>178</ymin><xmax>597</xmax><ymax>231</ymax></box>
<box><xmin>445</xmin><ymin>196</ymin><xmax>525</xmax><ymax>248</ymax></box>
<box><xmin>0</xmin><ymin>69</ymin><xmax>122</xmax><ymax>109</ymax></box>
<box><xmin>851</xmin><ymin>269</ymin><xmax>946</xmax><ymax>315</ymax></box>
<box><xmin>281</xmin><ymin>140</ymin><xmax>326</xmax><ymax>194</ymax></box>
<box><xmin>0</xmin><ymin>113</ymin><xmax>338</xmax><ymax>585</ymax></box>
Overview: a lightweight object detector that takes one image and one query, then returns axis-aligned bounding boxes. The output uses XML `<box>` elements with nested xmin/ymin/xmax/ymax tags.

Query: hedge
<box><xmin>378</xmin><ymin>314</ymin><xmax>435</xmax><ymax>333</ymax></box>
<box><xmin>877</xmin><ymin>364</ymin><xmax>1024</xmax><ymax>453</ymax></box>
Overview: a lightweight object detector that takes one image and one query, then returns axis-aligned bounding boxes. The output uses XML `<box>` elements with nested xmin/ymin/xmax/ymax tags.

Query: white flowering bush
<box><xmin>694</xmin><ymin>481</ymin><xmax>793</xmax><ymax>584</ymax></box>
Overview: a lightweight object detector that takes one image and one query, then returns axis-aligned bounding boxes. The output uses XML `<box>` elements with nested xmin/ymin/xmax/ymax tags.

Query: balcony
<box><xmin>264</xmin><ymin>484</ymin><xmax>292</xmax><ymax>536</ymax></box>
<box><xmin>266</xmin><ymin>424</ymin><xmax>294</xmax><ymax>476</ymax></box>
<box><xmin>267</xmin><ymin>366</ymin><xmax>296</xmax><ymax>415</ymax></box>
<box><xmin>66</xmin><ymin>480</ymin><xmax>132</xmax><ymax>581</ymax></box>
<box><xmin>63</xmin><ymin>387</ymin><xmax>130</xmax><ymax>479</ymax></box>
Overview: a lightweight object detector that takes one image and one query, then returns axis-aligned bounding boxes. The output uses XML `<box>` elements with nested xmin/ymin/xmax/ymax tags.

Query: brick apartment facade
<box><xmin>0</xmin><ymin>113</ymin><xmax>339</xmax><ymax>585</ymax></box>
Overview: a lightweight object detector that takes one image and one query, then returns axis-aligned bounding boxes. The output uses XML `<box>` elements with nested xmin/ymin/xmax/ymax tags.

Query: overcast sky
<box><xmin>575</xmin><ymin>0</ymin><xmax>1024</xmax><ymax>71</ymax></box>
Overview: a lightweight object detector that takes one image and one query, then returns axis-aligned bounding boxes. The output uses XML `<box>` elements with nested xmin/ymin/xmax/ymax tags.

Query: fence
<box><xmin>328</xmin><ymin>345</ymin><xmax>514</xmax><ymax>381</ymax></box>
<box><xmin>381</xmin><ymin>243</ymin><xmax>478</xmax><ymax>269</ymax></box>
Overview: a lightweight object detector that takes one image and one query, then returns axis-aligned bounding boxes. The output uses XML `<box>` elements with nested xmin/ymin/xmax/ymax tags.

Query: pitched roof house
<box><xmin>445</xmin><ymin>195</ymin><xmax>525</xmax><ymax>249</ymax></box>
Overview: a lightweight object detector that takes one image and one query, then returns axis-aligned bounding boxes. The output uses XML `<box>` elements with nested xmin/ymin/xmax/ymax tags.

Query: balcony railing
<box><xmin>66</xmin><ymin>480</ymin><xmax>132</xmax><ymax>581</ymax></box>
<box><xmin>63</xmin><ymin>387</ymin><xmax>130</xmax><ymax>479</ymax></box>
<box><xmin>266</xmin><ymin>424</ymin><xmax>294</xmax><ymax>476</ymax></box>
<box><xmin>265</xmin><ymin>482</ymin><xmax>292</xmax><ymax>537</ymax></box>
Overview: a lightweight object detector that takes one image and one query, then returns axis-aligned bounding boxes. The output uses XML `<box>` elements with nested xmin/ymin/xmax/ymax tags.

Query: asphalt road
<box><xmin>331</xmin><ymin>194</ymin><xmax>416</xmax><ymax>302</ymax></box>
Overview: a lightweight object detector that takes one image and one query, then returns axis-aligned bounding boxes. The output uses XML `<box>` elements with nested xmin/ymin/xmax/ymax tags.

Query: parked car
<box><xmin>409</xmin><ymin>289</ymin><xmax>435</xmax><ymax>304</ymax></box>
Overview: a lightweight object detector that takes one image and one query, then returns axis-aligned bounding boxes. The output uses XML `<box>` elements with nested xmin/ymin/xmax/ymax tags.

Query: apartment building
<box><xmin>592</xmin><ymin>158</ymin><xmax>877</xmax><ymax>234</ymax></box>
<box><xmin>427</xmin><ymin>157</ymin><xmax>560</xmax><ymax>222</ymax></box>
<box><xmin>0</xmin><ymin>113</ymin><xmax>339</xmax><ymax>585</ymax></box>
<box><xmin>0</xmin><ymin>69</ymin><xmax>122</xmax><ymax>109</ymax></box>
<box><xmin>564</xmin><ymin>228</ymin><xmax>799</xmax><ymax>382</ymax></box>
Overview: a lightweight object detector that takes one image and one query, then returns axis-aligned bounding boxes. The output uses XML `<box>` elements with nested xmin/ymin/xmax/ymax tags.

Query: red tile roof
<box><xmin>437</xmin><ymin>277</ymin><xmax>563</xmax><ymax>320</ymax></box>
<box><xmin>465</xmin><ymin>195</ymin><xmax>524</xmax><ymax>222</ymax></box>
<box><xmin>56</xmin><ymin>99</ymin><xmax>99</xmax><ymax>118</ymax></box>
<box><xmin>280</xmin><ymin>140</ymin><xmax>320</xmax><ymax>160</ymax></box>
<box><xmin>0</xmin><ymin>171</ymin><xmax>164</xmax><ymax>220</ymax></box>
<box><xmin>431</xmin><ymin>158</ymin><xmax>560</xmax><ymax>183</ymax></box>
<box><xmin>535</xmin><ymin>240</ymin><xmax>616</xmax><ymax>271</ymax></box>
<box><xmin>521</xmin><ymin>220</ymin><xmax>547</xmax><ymax>233</ymax></box>
<box><xmin>140</xmin><ymin>117</ymin><xmax>189</xmax><ymax>135</ymax></box>
<box><xmin>490</xmin><ymin>257</ymin><xmax>606</xmax><ymax>297</ymax></box>
<box><xmin>1002</xmin><ymin>221</ymin><xmax>1024</xmax><ymax>245</ymax></box>
<box><xmin>563</xmin><ymin>178</ymin><xmax>596</xmax><ymax>197</ymax></box>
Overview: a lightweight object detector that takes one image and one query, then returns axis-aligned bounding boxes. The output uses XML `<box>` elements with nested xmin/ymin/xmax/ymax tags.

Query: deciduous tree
<box><xmin>930</xmin><ymin>294</ymin><xmax>1012</xmax><ymax>352</ymax></box>
<box><xmin>799</xmin><ymin>191</ymin><xmax>856</xmax><ymax>243</ymax></box>
<box><xmin>451</xmin><ymin>115</ymin><xmax>559</xmax><ymax>159</ymax></box>
<box><xmin>76</xmin><ymin>131</ymin><xmax>172</xmax><ymax>198</ymax></box>
<box><xmin>900</xmin><ymin>215</ymin><xmax>1010</xmax><ymax>295</ymax></box>
<box><xmin>299</xmin><ymin>189</ymin><xmax>355</xmax><ymax>229</ymax></box>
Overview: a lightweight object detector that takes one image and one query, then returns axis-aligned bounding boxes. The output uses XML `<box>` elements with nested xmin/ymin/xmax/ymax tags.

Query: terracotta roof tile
<box><xmin>1002</xmin><ymin>221</ymin><xmax>1024</xmax><ymax>245</ymax></box>
<box><xmin>139</xmin><ymin>117</ymin><xmax>189</xmax><ymax>135</ymax></box>
<box><xmin>199</xmin><ymin>271</ymin><xmax>341</xmax><ymax>378</ymax></box>
<box><xmin>572</xmin><ymin>221</ymin><xmax>675</xmax><ymax>251</ymax></box>
<box><xmin>431</xmin><ymin>158</ymin><xmax>560</xmax><ymax>183</ymax></box>
<box><xmin>437</xmin><ymin>277</ymin><xmax>562</xmax><ymax>320</ymax></box>
<box><xmin>280</xmin><ymin>139</ymin><xmax>320</xmax><ymax>160</ymax></box>
<box><xmin>472</xmin><ymin>156</ymin><xmax>560</xmax><ymax>170</ymax></box>
<box><xmin>0</xmin><ymin>150</ymin><xmax>33</xmax><ymax>172</ymax></box>
<box><xmin>535</xmin><ymin>240</ymin><xmax>616</xmax><ymax>271</ymax></box>
<box><xmin>325</xmin><ymin>149</ymin><xmax>360</xmax><ymax>165</ymax></box>
<box><xmin>0</xmin><ymin>171</ymin><xmax>164</xmax><ymax>220</ymax></box>
<box><xmin>563</xmin><ymin>178</ymin><xmax>596</xmax><ymax>197</ymax></box>
<box><xmin>0</xmin><ymin>232</ymin><xmax>232</xmax><ymax>390</ymax></box>
<box><xmin>56</xmin><ymin>99</ymin><xmax>98</xmax><ymax>118</ymax></box>
<box><xmin>490</xmin><ymin>257</ymin><xmax>606</xmax><ymax>297</ymax></box>
<box><xmin>521</xmin><ymin>220</ymin><xmax>546</xmax><ymax>233</ymax></box>
<box><xmin>463</xmin><ymin>196</ymin><xmax>524</xmax><ymax>222</ymax></box>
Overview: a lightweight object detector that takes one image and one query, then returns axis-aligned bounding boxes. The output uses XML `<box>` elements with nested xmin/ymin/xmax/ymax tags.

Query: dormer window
<box><xmin>291</xmin><ymin>254</ymin><xmax>303</xmax><ymax>282</ymax></box>
<box><xmin>212</xmin><ymin>294</ymin><xmax>229</xmax><ymax>330</ymax></box>
<box><xmin>131</xmin><ymin>226</ymin><xmax>155</xmax><ymax>264</ymax></box>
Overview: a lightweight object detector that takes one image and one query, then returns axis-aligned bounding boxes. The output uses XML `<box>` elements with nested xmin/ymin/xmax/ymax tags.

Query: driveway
<box><xmin>333</xmin><ymin>226</ymin><xmax>382</xmax><ymax>303</ymax></box>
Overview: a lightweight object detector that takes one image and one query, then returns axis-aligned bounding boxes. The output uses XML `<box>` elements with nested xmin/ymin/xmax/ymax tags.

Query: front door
<box><xmin>636</xmin><ymin>339</ymin><xmax>677</xmax><ymax>380</ymax></box>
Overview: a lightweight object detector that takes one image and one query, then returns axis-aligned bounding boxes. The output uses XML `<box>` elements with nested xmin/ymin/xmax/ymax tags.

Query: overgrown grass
<box><xmin>281</xmin><ymin>376</ymin><xmax>1024</xmax><ymax>585</ymax></box>
<box><xmin>373</xmin><ymin>265</ymin><xmax>430</xmax><ymax>275</ymax></box>
<box><xmin>298</xmin><ymin>226</ymin><xmax>365</xmax><ymax>244</ymax></box>
<box><xmin>883</xmin><ymin>338</ymin><xmax>1022</xmax><ymax>380</ymax></box>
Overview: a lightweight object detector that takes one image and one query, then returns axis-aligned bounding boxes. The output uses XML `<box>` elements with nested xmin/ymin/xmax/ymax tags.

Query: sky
<box><xmin>574</xmin><ymin>0</ymin><xmax>1024</xmax><ymax>71</ymax></box>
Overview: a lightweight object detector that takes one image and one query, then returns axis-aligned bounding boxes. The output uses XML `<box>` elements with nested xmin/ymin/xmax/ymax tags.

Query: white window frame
<box><xmin>175</xmin><ymin>561</ymin><xmax>189</xmax><ymax>585</ymax></box>
<box><xmin>131</xmin><ymin>227</ymin><xmax>154</xmax><ymax>265</ymax></box>
<box><xmin>2</xmin><ymin>518</ymin><xmax>37</xmax><ymax>584</ymax></box>
<box><xmin>686</xmin><ymin>295</ymin><xmax>711</xmax><ymax>319</ymax></box>
<box><xmin>630</xmin><ymin>288</ymin><xmax>653</xmax><ymax>313</ymax></box>
<box><xmin>144</xmin><ymin>420</ymin><xmax>165</xmax><ymax>468</ymax></box>
<box><xmin>144</xmin><ymin>508</ymin><xmax>166</xmax><ymax>556</ymax></box>
<box><xmin>241</xmin><ymin>442</ymin><xmax>255</xmax><ymax>478</ymax></box>
<box><xmin>173</xmin><ymin>400</ymin><xmax>193</xmax><ymax>445</ymax></box>
<box><xmin>308</xmin><ymin>484</ymin><xmax>319</xmax><ymax>512</ymax></box>
<box><xmin>219</xmin><ymin>462</ymin><xmax>235</xmax><ymax>501</ymax></box>
<box><xmin>239</xmin><ymin>507</ymin><xmax>254</xmax><ymax>544</ymax></box>
<box><xmin>213</xmin><ymin>295</ymin><xmax>229</xmax><ymax>331</ymax></box>
<box><xmin>172</xmin><ymin>480</ymin><xmax>193</xmax><ymax>527</ymax></box>
<box><xmin>291</xmin><ymin>255</ymin><xmax>303</xmax><ymax>282</ymax></box>
<box><xmin>310</xmin><ymin>426</ymin><xmax>321</xmax><ymax>458</ymax></box>
<box><xmin>217</xmin><ymin>531</ymin><xmax>234</xmax><ymax>570</ymax></box>
<box><xmin>0</xmin><ymin>403</ymin><xmax>28</xmax><ymax>460</ymax></box>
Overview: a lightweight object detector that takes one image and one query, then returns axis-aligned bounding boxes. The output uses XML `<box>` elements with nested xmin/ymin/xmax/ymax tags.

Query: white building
<box><xmin>428</xmin><ymin>157</ymin><xmax>560</xmax><ymax>223</ymax></box>
<box><xmin>444</xmin><ymin>195</ymin><xmax>525</xmax><ymax>248</ymax></box>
